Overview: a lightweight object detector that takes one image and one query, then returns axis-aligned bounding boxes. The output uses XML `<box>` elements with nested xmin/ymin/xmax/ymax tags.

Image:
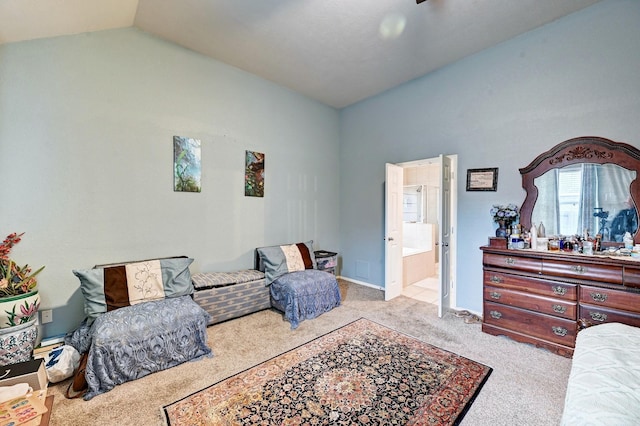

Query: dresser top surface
<box><xmin>480</xmin><ymin>246</ymin><xmax>640</xmax><ymax>268</ymax></box>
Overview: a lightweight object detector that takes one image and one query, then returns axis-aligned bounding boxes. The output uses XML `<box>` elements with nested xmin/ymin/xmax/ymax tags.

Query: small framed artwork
<box><xmin>466</xmin><ymin>168</ymin><xmax>498</xmax><ymax>191</ymax></box>
<box><xmin>245</xmin><ymin>150</ymin><xmax>265</xmax><ymax>197</ymax></box>
<box><xmin>173</xmin><ymin>136</ymin><xmax>202</xmax><ymax>192</ymax></box>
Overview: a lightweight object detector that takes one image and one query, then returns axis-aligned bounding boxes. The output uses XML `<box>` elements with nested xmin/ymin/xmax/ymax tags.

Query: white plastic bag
<box><xmin>44</xmin><ymin>345</ymin><xmax>80</xmax><ymax>383</ymax></box>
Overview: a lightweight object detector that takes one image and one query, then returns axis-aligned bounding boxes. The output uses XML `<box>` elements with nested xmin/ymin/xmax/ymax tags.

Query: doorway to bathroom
<box><xmin>384</xmin><ymin>155</ymin><xmax>457</xmax><ymax>317</ymax></box>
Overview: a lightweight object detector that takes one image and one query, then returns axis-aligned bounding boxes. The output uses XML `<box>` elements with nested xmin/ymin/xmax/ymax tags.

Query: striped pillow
<box><xmin>103</xmin><ymin>260</ymin><xmax>166</xmax><ymax>309</ymax></box>
<box><xmin>73</xmin><ymin>257</ymin><xmax>194</xmax><ymax>324</ymax></box>
<box><xmin>257</xmin><ymin>241</ymin><xmax>316</xmax><ymax>284</ymax></box>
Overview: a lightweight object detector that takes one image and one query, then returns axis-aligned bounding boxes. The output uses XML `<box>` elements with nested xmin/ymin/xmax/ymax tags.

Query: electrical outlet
<box><xmin>41</xmin><ymin>310</ymin><xmax>53</xmax><ymax>324</ymax></box>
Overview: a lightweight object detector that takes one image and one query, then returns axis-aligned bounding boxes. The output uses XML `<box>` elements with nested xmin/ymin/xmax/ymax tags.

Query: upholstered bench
<box><xmin>191</xmin><ymin>270</ymin><xmax>270</xmax><ymax>325</ymax></box>
<box><xmin>66</xmin><ymin>296</ymin><xmax>211</xmax><ymax>400</ymax></box>
<box><xmin>255</xmin><ymin>242</ymin><xmax>341</xmax><ymax>329</ymax></box>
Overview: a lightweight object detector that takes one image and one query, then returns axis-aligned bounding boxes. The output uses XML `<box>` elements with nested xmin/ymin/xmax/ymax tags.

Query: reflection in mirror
<box><xmin>532</xmin><ymin>163</ymin><xmax>637</xmax><ymax>242</ymax></box>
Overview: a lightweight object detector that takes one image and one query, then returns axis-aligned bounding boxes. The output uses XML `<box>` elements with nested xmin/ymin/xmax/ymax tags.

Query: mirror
<box><xmin>532</xmin><ymin>164</ymin><xmax>636</xmax><ymax>241</ymax></box>
<box><xmin>520</xmin><ymin>137</ymin><xmax>640</xmax><ymax>245</ymax></box>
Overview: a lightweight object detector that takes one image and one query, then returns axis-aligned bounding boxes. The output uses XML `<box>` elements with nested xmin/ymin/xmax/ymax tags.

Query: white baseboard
<box><xmin>338</xmin><ymin>276</ymin><xmax>384</xmax><ymax>291</ymax></box>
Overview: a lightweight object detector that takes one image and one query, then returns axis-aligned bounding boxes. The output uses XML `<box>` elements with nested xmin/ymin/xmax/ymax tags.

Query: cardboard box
<box><xmin>0</xmin><ymin>358</ymin><xmax>48</xmax><ymax>390</ymax></box>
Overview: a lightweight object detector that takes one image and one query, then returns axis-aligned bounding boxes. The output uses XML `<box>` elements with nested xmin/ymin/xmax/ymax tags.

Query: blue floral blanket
<box><xmin>65</xmin><ymin>296</ymin><xmax>212</xmax><ymax>400</ymax></box>
<box><xmin>270</xmin><ymin>270</ymin><xmax>341</xmax><ymax>329</ymax></box>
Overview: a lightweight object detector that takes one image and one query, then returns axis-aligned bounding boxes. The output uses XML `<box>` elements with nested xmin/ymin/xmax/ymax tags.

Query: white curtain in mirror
<box><xmin>532</xmin><ymin>164</ymin><xmax>636</xmax><ymax>240</ymax></box>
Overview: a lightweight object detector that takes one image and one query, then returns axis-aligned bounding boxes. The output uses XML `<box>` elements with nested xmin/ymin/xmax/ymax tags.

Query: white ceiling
<box><xmin>0</xmin><ymin>0</ymin><xmax>602</xmax><ymax>108</ymax></box>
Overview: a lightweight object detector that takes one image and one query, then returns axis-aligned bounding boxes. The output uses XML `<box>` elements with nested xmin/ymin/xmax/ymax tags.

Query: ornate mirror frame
<box><xmin>519</xmin><ymin>136</ymin><xmax>640</xmax><ymax>244</ymax></box>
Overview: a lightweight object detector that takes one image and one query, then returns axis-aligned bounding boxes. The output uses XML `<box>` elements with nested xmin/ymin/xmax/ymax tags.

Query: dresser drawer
<box><xmin>484</xmin><ymin>286</ymin><xmax>576</xmax><ymax>320</ymax></box>
<box><xmin>623</xmin><ymin>265</ymin><xmax>640</xmax><ymax>289</ymax></box>
<box><xmin>579</xmin><ymin>284</ymin><xmax>640</xmax><ymax>313</ymax></box>
<box><xmin>483</xmin><ymin>270</ymin><xmax>576</xmax><ymax>300</ymax></box>
<box><xmin>542</xmin><ymin>259</ymin><xmax>622</xmax><ymax>285</ymax></box>
<box><xmin>483</xmin><ymin>253</ymin><xmax>541</xmax><ymax>273</ymax></box>
<box><xmin>579</xmin><ymin>304</ymin><xmax>640</xmax><ymax>328</ymax></box>
<box><xmin>483</xmin><ymin>301</ymin><xmax>576</xmax><ymax>346</ymax></box>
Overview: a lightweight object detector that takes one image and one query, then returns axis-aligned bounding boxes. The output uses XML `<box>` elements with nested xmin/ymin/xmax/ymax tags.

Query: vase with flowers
<box><xmin>490</xmin><ymin>204</ymin><xmax>519</xmax><ymax>238</ymax></box>
<box><xmin>0</xmin><ymin>232</ymin><xmax>44</xmax><ymax>329</ymax></box>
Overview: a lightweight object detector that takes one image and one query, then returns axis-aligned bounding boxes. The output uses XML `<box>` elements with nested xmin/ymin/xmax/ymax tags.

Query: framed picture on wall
<box><xmin>466</xmin><ymin>168</ymin><xmax>498</xmax><ymax>191</ymax></box>
<box><xmin>173</xmin><ymin>136</ymin><xmax>202</xmax><ymax>193</ymax></box>
<box><xmin>245</xmin><ymin>150</ymin><xmax>265</xmax><ymax>197</ymax></box>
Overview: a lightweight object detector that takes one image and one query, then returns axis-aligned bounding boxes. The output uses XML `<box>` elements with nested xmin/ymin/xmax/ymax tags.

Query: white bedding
<box><xmin>561</xmin><ymin>322</ymin><xmax>640</xmax><ymax>426</ymax></box>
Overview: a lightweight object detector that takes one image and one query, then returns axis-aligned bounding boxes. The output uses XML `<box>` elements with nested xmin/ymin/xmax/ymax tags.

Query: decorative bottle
<box><xmin>538</xmin><ymin>222</ymin><xmax>546</xmax><ymax>238</ymax></box>
<box><xmin>530</xmin><ymin>223</ymin><xmax>538</xmax><ymax>250</ymax></box>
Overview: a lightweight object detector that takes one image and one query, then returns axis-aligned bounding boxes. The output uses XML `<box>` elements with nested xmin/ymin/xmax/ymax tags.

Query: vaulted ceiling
<box><xmin>0</xmin><ymin>0</ymin><xmax>602</xmax><ymax>108</ymax></box>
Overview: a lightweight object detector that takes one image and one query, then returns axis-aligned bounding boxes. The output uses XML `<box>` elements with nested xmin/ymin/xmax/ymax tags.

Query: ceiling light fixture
<box><xmin>379</xmin><ymin>13</ymin><xmax>407</xmax><ymax>40</ymax></box>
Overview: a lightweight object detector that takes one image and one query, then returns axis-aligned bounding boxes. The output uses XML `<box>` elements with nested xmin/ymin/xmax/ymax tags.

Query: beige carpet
<box><xmin>46</xmin><ymin>280</ymin><xmax>572</xmax><ymax>425</ymax></box>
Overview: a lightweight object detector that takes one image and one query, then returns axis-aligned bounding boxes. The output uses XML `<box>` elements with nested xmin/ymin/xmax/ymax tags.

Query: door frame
<box><xmin>386</xmin><ymin>155</ymin><xmax>458</xmax><ymax>311</ymax></box>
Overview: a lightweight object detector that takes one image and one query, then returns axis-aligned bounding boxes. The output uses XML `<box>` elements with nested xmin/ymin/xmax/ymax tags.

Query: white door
<box><xmin>438</xmin><ymin>155</ymin><xmax>452</xmax><ymax>317</ymax></box>
<box><xmin>385</xmin><ymin>163</ymin><xmax>403</xmax><ymax>301</ymax></box>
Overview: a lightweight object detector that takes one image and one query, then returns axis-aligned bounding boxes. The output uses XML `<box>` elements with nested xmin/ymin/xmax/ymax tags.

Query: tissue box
<box><xmin>0</xmin><ymin>359</ymin><xmax>48</xmax><ymax>390</ymax></box>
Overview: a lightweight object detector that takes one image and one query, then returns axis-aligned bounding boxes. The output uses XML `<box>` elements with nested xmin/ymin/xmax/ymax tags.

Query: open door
<box><xmin>384</xmin><ymin>163</ymin><xmax>403</xmax><ymax>301</ymax></box>
<box><xmin>438</xmin><ymin>155</ymin><xmax>451</xmax><ymax>317</ymax></box>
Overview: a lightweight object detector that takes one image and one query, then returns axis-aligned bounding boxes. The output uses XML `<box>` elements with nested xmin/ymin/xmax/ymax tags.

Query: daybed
<box><xmin>561</xmin><ymin>322</ymin><xmax>640</xmax><ymax>425</ymax></box>
<box><xmin>256</xmin><ymin>241</ymin><xmax>341</xmax><ymax>329</ymax></box>
<box><xmin>67</xmin><ymin>257</ymin><xmax>212</xmax><ymax>400</ymax></box>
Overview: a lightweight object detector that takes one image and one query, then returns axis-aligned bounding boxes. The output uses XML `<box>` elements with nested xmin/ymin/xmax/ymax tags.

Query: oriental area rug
<box><xmin>163</xmin><ymin>318</ymin><xmax>492</xmax><ymax>425</ymax></box>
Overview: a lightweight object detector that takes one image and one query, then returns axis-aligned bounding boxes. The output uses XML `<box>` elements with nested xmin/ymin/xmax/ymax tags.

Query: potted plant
<box><xmin>0</xmin><ymin>232</ymin><xmax>44</xmax><ymax>329</ymax></box>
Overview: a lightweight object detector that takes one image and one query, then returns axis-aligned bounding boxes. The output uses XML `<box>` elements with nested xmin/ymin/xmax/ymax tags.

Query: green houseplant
<box><xmin>0</xmin><ymin>232</ymin><xmax>44</xmax><ymax>329</ymax></box>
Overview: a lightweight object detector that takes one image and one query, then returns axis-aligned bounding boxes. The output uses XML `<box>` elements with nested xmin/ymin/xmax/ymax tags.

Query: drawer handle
<box><xmin>505</xmin><ymin>257</ymin><xmax>516</xmax><ymax>265</ymax></box>
<box><xmin>552</xmin><ymin>326</ymin><xmax>568</xmax><ymax>337</ymax></box>
<box><xmin>489</xmin><ymin>275</ymin><xmax>503</xmax><ymax>284</ymax></box>
<box><xmin>489</xmin><ymin>291</ymin><xmax>501</xmax><ymax>300</ymax></box>
<box><xmin>590</xmin><ymin>312</ymin><xmax>608</xmax><ymax>322</ymax></box>
<box><xmin>490</xmin><ymin>310</ymin><xmax>502</xmax><ymax>320</ymax></box>
<box><xmin>552</xmin><ymin>304</ymin><xmax>567</xmax><ymax>314</ymax></box>
<box><xmin>590</xmin><ymin>292</ymin><xmax>608</xmax><ymax>303</ymax></box>
<box><xmin>571</xmin><ymin>265</ymin><xmax>587</xmax><ymax>274</ymax></box>
<box><xmin>552</xmin><ymin>286</ymin><xmax>567</xmax><ymax>296</ymax></box>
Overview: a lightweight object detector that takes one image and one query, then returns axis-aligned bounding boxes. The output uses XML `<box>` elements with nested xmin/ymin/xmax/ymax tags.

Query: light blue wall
<box><xmin>339</xmin><ymin>0</ymin><xmax>640</xmax><ymax>311</ymax></box>
<box><xmin>0</xmin><ymin>28</ymin><xmax>341</xmax><ymax>337</ymax></box>
<box><xmin>2</xmin><ymin>0</ymin><xmax>639</xmax><ymax>338</ymax></box>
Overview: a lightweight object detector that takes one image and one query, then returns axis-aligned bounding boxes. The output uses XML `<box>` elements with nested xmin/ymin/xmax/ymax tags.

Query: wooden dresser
<box><xmin>481</xmin><ymin>246</ymin><xmax>640</xmax><ymax>357</ymax></box>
